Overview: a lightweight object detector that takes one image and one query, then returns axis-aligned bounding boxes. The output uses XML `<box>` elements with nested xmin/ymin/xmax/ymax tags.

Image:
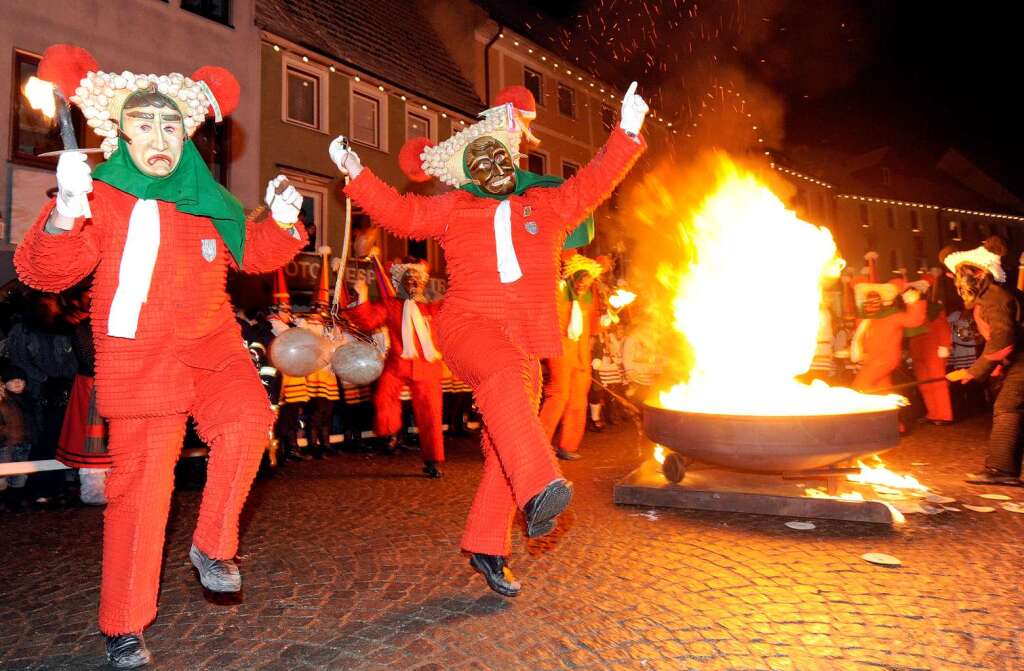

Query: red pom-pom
<box><xmin>495</xmin><ymin>85</ymin><xmax>537</xmax><ymax>116</ymax></box>
<box><xmin>399</xmin><ymin>137</ymin><xmax>434</xmax><ymax>182</ymax></box>
<box><xmin>191</xmin><ymin>66</ymin><xmax>240</xmax><ymax>118</ymax></box>
<box><xmin>38</xmin><ymin>44</ymin><xmax>97</xmax><ymax>96</ymax></box>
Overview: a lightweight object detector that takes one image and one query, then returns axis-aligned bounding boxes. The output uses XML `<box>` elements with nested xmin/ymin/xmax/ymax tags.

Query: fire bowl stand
<box><xmin>614</xmin><ymin>457</ymin><xmax>896</xmax><ymax>525</ymax></box>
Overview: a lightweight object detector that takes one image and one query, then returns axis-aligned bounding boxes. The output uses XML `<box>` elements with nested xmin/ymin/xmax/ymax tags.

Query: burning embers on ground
<box><xmin>631</xmin><ymin>152</ymin><xmax>903</xmax><ymax>416</ymax></box>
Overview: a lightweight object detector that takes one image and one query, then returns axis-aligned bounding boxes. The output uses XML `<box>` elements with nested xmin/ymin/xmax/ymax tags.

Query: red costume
<box><xmin>344</xmin><ymin>128</ymin><xmax>644</xmax><ymax>556</ymax></box>
<box><xmin>347</xmin><ymin>294</ymin><xmax>445</xmax><ymax>464</ymax></box>
<box><xmin>850</xmin><ymin>280</ymin><xmax>927</xmax><ymax>392</ymax></box>
<box><xmin>15</xmin><ymin>183</ymin><xmax>304</xmax><ymax>635</ymax></box>
<box><xmin>907</xmin><ymin>278</ymin><xmax>954</xmax><ymax>422</ymax></box>
<box><xmin>539</xmin><ymin>260</ymin><xmax>603</xmax><ymax>455</ymax></box>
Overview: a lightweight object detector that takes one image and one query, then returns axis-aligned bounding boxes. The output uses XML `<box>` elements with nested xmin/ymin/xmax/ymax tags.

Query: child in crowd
<box><xmin>0</xmin><ymin>363</ymin><xmax>32</xmax><ymax>510</ymax></box>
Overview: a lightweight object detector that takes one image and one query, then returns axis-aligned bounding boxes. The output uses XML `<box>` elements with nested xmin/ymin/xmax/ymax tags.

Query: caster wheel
<box><xmin>662</xmin><ymin>452</ymin><xmax>688</xmax><ymax>484</ymax></box>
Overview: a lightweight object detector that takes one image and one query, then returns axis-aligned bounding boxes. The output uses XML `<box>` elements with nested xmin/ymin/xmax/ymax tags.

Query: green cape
<box><xmin>93</xmin><ymin>138</ymin><xmax>246</xmax><ymax>264</ymax></box>
<box><xmin>459</xmin><ymin>166</ymin><xmax>595</xmax><ymax>250</ymax></box>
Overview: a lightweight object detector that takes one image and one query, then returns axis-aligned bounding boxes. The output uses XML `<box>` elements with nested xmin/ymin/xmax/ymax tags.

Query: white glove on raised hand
<box><xmin>619</xmin><ymin>81</ymin><xmax>649</xmax><ymax>136</ymax></box>
<box><xmin>901</xmin><ymin>288</ymin><xmax>920</xmax><ymax>305</ymax></box>
<box><xmin>55</xmin><ymin>151</ymin><xmax>93</xmax><ymax>220</ymax></box>
<box><xmin>937</xmin><ymin>346</ymin><xmax>950</xmax><ymax>359</ymax></box>
<box><xmin>265</xmin><ymin>175</ymin><xmax>304</xmax><ymax>226</ymax></box>
<box><xmin>329</xmin><ymin>136</ymin><xmax>363</xmax><ymax>178</ymax></box>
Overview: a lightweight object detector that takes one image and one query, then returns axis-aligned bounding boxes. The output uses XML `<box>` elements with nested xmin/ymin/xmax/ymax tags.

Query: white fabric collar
<box><xmin>107</xmin><ymin>199</ymin><xmax>161</xmax><ymax>339</ymax></box>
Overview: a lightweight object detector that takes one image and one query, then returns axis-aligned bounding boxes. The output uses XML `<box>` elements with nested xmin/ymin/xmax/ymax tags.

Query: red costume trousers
<box><xmin>374</xmin><ymin>359</ymin><xmax>445</xmax><ymax>463</ymax></box>
<box><xmin>438</xmin><ymin>314</ymin><xmax>561</xmax><ymax>557</ymax></box>
<box><xmin>98</xmin><ymin>356</ymin><xmax>273</xmax><ymax>635</ymax></box>
<box><xmin>539</xmin><ymin>357</ymin><xmax>592</xmax><ymax>453</ymax></box>
<box><xmin>908</xmin><ymin>332</ymin><xmax>953</xmax><ymax>421</ymax></box>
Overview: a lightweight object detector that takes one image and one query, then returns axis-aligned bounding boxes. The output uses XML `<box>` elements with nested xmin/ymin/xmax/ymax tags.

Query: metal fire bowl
<box><xmin>643</xmin><ymin>403</ymin><xmax>900</xmax><ymax>474</ymax></box>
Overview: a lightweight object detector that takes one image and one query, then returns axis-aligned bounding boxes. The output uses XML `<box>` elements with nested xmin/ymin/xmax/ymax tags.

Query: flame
<box><xmin>644</xmin><ymin>153</ymin><xmax>904</xmax><ymax>416</ymax></box>
<box><xmin>653</xmin><ymin>444</ymin><xmax>666</xmax><ymax>464</ymax></box>
<box><xmin>24</xmin><ymin>76</ymin><xmax>56</xmax><ymax>119</ymax></box>
<box><xmin>608</xmin><ymin>289</ymin><xmax>637</xmax><ymax>310</ymax></box>
<box><xmin>846</xmin><ymin>457</ymin><xmax>927</xmax><ymax>492</ymax></box>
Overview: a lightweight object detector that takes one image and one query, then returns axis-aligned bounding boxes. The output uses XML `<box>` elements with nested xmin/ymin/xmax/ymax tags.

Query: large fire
<box><xmin>646</xmin><ymin>154</ymin><xmax>903</xmax><ymax>416</ymax></box>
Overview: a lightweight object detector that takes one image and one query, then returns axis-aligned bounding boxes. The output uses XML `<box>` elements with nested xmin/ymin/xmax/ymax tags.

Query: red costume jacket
<box><xmin>347</xmin><ymin>297</ymin><xmax>443</xmax><ymax>376</ymax></box>
<box><xmin>344</xmin><ymin>128</ymin><xmax>645</xmax><ymax>359</ymax></box>
<box><xmin>852</xmin><ymin>300</ymin><xmax>927</xmax><ymax>390</ymax></box>
<box><xmin>15</xmin><ymin>182</ymin><xmax>306</xmax><ymax>418</ymax></box>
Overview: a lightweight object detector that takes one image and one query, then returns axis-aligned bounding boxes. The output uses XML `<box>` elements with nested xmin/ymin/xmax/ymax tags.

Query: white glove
<box><xmin>265</xmin><ymin>175</ymin><xmax>303</xmax><ymax>226</ymax></box>
<box><xmin>55</xmin><ymin>151</ymin><xmax>93</xmax><ymax>220</ymax></box>
<box><xmin>618</xmin><ymin>81</ymin><xmax>649</xmax><ymax>136</ymax></box>
<box><xmin>937</xmin><ymin>346</ymin><xmax>950</xmax><ymax>359</ymax></box>
<box><xmin>329</xmin><ymin>136</ymin><xmax>363</xmax><ymax>178</ymax></box>
<box><xmin>902</xmin><ymin>288</ymin><xmax>920</xmax><ymax>305</ymax></box>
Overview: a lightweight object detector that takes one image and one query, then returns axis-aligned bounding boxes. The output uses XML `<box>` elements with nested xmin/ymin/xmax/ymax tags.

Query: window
<box><xmin>557</xmin><ymin>83</ymin><xmax>575</xmax><ymax>119</ymax></box>
<box><xmin>406</xmin><ymin>106</ymin><xmax>436</xmax><ymax>142</ymax></box>
<box><xmin>191</xmin><ymin>118</ymin><xmax>231</xmax><ymax>186</ymax></box>
<box><xmin>181</xmin><ymin>0</ymin><xmax>231</xmax><ymax>25</ymax></box>
<box><xmin>282</xmin><ymin>56</ymin><xmax>328</xmax><ymax>132</ymax></box>
<box><xmin>909</xmin><ymin>210</ymin><xmax>921</xmax><ymax>232</ymax></box>
<box><xmin>881</xmin><ymin>167</ymin><xmax>892</xmax><ymax>187</ymax></box>
<box><xmin>913</xmin><ymin>234</ymin><xmax>926</xmax><ymax>272</ymax></box>
<box><xmin>350</xmin><ymin>82</ymin><xmax>388</xmax><ymax>150</ymax></box>
<box><xmin>886</xmin><ymin>207</ymin><xmax>896</xmax><ymax>230</ymax></box>
<box><xmin>279</xmin><ymin>169</ymin><xmax>330</xmax><ymax>253</ymax></box>
<box><xmin>859</xmin><ymin>203</ymin><xmax>870</xmax><ymax>228</ymax></box>
<box><xmin>10</xmin><ymin>50</ymin><xmax>85</xmax><ymax>168</ymax></box>
<box><xmin>601</xmin><ymin>106</ymin><xmax>616</xmax><ymax>133</ymax></box>
<box><xmin>949</xmin><ymin>220</ymin><xmax>962</xmax><ymax>241</ymax></box>
<box><xmin>527</xmin><ymin>152</ymin><xmax>547</xmax><ymax>175</ymax></box>
<box><xmin>524</xmin><ymin>68</ymin><xmax>544</xmax><ymax>107</ymax></box>
<box><xmin>889</xmin><ymin>250</ymin><xmax>900</xmax><ymax>273</ymax></box>
<box><xmin>562</xmin><ymin>161</ymin><xmax>579</xmax><ymax>180</ymax></box>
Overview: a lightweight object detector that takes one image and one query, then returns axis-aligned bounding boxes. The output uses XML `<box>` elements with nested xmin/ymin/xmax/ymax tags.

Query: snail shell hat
<box><xmin>38</xmin><ymin>44</ymin><xmax>240</xmax><ymax>159</ymax></box>
<box><xmin>418</xmin><ymin>103</ymin><xmax>523</xmax><ymax>188</ymax></box>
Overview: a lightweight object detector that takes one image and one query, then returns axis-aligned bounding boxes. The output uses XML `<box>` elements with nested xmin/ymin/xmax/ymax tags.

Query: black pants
<box><xmin>987</xmin><ymin>360</ymin><xmax>1024</xmax><ymax>475</ymax></box>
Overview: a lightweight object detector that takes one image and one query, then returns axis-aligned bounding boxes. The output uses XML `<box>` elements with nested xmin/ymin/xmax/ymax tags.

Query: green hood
<box><xmin>93</xmin><ymin>138</ymin><xmax>246</xmax><ymax>264</ymax></box>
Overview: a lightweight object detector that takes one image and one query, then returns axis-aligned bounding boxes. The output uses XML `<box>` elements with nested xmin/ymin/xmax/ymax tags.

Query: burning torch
<box><xmin>23</xmin><ymin>75</ymin><xmax>92</xmax><ymax>219</ymax></box>
<box><xmin>601</xmin><ymin>288</ymin><xmax>637</xmax><ymax>328</ymax></box>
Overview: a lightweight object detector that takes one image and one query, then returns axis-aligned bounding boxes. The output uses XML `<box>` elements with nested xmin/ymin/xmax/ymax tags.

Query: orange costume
<box><xmin>850</xmin><ymin>280</ymin><xmax>927</xmax><ymax>392</ymax></box>
<box><xmin>539</xmin><ymin>260</ymin><xmax>603</xmax><ymax>456</ymax></box>
<box><xmin>347</xmin><ymin>293</ymin><xmax>445</xmax><ymax>464</ymax></box>
<box><xmin>344</xmin><ymin>127</ymin><xmax>644</xmax><ymax>556</ymax></box>
<box><xmin>15</xmin><ymin>181</ymin><xmax>304</xmax><ymax>635</ymax></box>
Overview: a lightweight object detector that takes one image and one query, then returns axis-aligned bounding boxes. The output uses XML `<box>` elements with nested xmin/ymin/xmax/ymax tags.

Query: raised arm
<box><xmin>237</xmin><ymin>175</ymin><xmax>308</xmax><ymax>274</ymax></box>
<box><xmin>331</xmin><ymin>136</ymin><xmax>459</xmax><ymax>241</ymax></box>
<box><xmin>543</xmin><ymin>128</ymin><xmax>646</xmax><ymax>234</ymax></box>
<box><xmin>14</xmin><ymin>198</ymin><xmax>102</xmax><ymax>293</ymax></box>
<box><xmin>14</xmin><ymin>152</ymin><xmax>102</xmax><ymax>292</ymax></box>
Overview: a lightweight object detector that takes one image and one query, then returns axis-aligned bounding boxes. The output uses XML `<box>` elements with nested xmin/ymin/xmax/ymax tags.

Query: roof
<box><xmin>256</xmin><ymin>0</ymin><xmax>485</xmax><ymax>117</ymax></box>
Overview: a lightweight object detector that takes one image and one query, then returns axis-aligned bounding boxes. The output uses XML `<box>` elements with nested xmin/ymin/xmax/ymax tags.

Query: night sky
<box><xmin>479</xmin><ymin>0</ymin><xmax>1022</xmax><ymax>196</ymax></box>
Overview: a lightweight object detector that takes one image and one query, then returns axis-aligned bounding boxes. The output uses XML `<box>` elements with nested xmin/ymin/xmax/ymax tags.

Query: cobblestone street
<box><xmin>2</xmin><ymin>416</ymin><xmax>1023</xmax><ymax>670</ymax></box>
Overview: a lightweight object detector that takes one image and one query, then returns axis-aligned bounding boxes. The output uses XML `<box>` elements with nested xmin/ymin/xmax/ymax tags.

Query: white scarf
<box><xmin>107</xmin><ymin>199</ymin><xmax>161</xmax><ymax>339</ymax></box>
<box><xmin>567</xmin><ymin>299</ymin><xmax>584</xmax><ymax>341</ymax></box>
<box><xmin>401</xmin><ymin>299</ymin><xmax>441</xmax><ymax>362</ymax></box>
<box><xmin>493</xmin><ymin>199</ymin><xmax>522</xmax><ymax>283</ymax></box>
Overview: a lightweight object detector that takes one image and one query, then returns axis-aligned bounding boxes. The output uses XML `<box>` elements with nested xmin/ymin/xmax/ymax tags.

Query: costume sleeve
<box><xmin>14</xmin><ymin>198</ymin><xmax>102</xmax><ymax>293</ymax></box>
<box><xmin>969</xmin><ymin>293</ymin><xmax>1018</xmax><ymax>379</ymax></box>
<box><xmin>540</xmin><ymin>128</ymin><xmax>646</xmax><ymax>233</ymax></box>
<box><xmin>346</xmin><ymin>300</ymin><xmax>388</xmax><ymax>331</ymax></box>
<box><xmin>898</xmin><ymin>299</ymin><xmax>927</xmax><ymax>329</ymax></box>
<box><xmin>236</xmin><ymin>213</ymin><xmax>307</xmax><ymax>274</ymax></box>
<box><xmin>344</xmin><ymin>169</ymin><xmax>460</xmax><ymax>240</ymax></box>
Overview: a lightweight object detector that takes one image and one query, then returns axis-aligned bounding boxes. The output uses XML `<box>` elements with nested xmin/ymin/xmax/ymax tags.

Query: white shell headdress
<box><xmin>419</xmin><ymin>104</ymin><xmax>523</xmax><ymax>187</ymax></box>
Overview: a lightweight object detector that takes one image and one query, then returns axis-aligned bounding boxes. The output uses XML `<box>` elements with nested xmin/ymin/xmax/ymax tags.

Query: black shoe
<box><xmin>555</xmin><ymin>448</ymin><xmax>582</xmax><ymax>461</ymax></box>
<box><xmin>917</xmin><ymin>417</ymin><xmax>953</xmax><ymax>426</ymax></box>
<box><xmin>965</xmin><ymin>469</ymin><xmax>1023</xmax><ymax>486</ymax></box>
<box><xmin>105</xmin><ymin>633</ymin><xmax>152</xmax><ymax>669</ymax></box>
<box><xmin>588</xmin><ymin>419</ymin><xmax>606</xmax><ymax>433</ymax></box>
<box><xmin>528</xmin><ymin>518</ymin><xmax>556</xmax><ymax>538</ymax></box>
<box><xmin>469</xmin><ymin>553</ymin><xmax>521</xmax><ymax>597</ymax></box>
<box><xmin>423</xmin><ymin>461</ymin><xmax>443</xmax><ymax>478</ymax></box>
<box><xmin>189</xmin><ymin>544</ymin><xmax>241</xmax><ymax>592</ymax></box>
<box><xmin>523</xmin><ymin>478</ymin><xmax>573</xmax><ymax>537</ymax></box>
